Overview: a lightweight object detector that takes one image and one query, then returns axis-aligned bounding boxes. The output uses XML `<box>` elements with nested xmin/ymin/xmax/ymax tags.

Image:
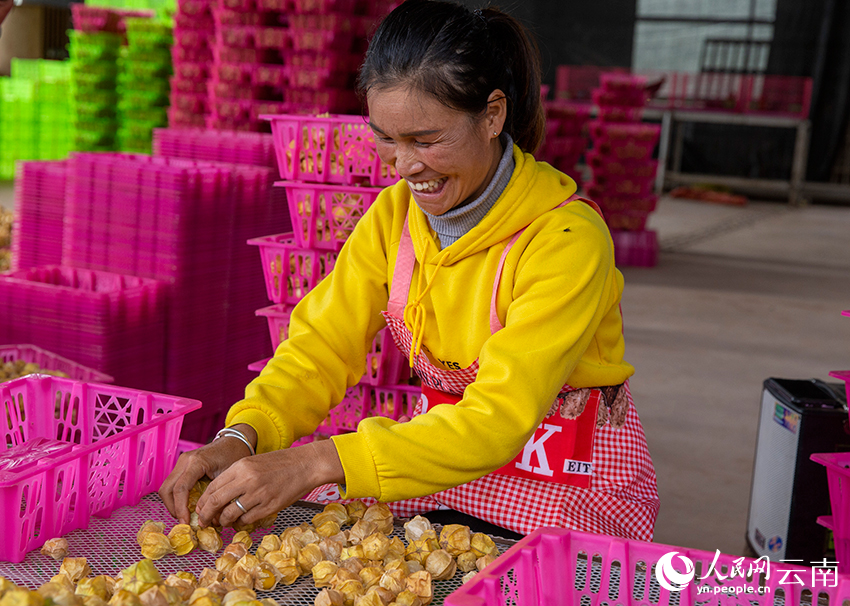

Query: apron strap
<box><xmin>387</xmin><ymin>212</ymin><xmax>416</xmax><ymax>317</ymax></box>
<box><xmin>489</xmin><ymin>194</ymin><xmax>601</xmax><ymax>334</ymax></box>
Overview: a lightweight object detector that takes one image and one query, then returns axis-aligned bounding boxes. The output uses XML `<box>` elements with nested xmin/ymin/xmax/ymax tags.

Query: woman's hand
<box><xmin>158</xmin><ymin>424</ymin><xmax>258</xmax><ymax>524</ymax></box>
<box><xmin>194</xmin><ymin>439</ymin><xmax>345</xmax><ymax>529</ymax></box>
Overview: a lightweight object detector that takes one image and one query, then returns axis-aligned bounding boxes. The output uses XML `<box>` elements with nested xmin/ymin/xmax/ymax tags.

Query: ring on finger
<box><xmin>233</xmin><ymin>497</ymin><xmax>248</xmax><ymax>515</ymax></box>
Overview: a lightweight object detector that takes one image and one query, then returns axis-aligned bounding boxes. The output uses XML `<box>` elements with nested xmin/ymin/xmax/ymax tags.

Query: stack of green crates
<box><xmin>0</xmin><ymin>79</ymin><xmax>37</xmax><ymax>180</ymax></box>
<box><xmin>69</xmin><ymin>30</ymin><xmax>123</xmax><ymax>151</ymax></box>
<box><xmin>0</xmin><ymin>59</ymin><xmax>72</xmax><ymax>180</ymax></box>
<box><xmin>33</xmin><ymin>60</ymin><xmax>74</xmax><ymax>161</ymax></box>
<box><xmin>117</xmin><ymin>18</ymin><xmax>173</xmax><ymax>153</ymax></box>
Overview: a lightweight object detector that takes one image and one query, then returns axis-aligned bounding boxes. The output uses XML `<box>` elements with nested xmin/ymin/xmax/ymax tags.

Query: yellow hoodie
<box><xmin>226</xmin><ymin>144</ymin><xmax>634</xmax><ymax>503</ymax></box>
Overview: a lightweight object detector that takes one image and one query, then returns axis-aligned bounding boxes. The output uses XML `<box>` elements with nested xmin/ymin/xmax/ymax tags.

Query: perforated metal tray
<box><xmin>0</xmin><ymin>494</ymin><xmax>515</xmax><ymax>606</ymax></box>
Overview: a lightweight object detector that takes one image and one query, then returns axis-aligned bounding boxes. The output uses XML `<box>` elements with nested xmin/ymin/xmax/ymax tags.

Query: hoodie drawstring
<box><xmin>403</xmin><ymin>254</ymin><xmax>448</xmax><ymax>368</ymax></box>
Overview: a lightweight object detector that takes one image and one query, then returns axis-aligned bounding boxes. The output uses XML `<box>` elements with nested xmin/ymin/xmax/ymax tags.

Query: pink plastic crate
<box><xmin>256</xmin><ymin>0</ymin><xmax>290</xmax><ymax>10</ymax></box>
<box><xmin>212</xmin><ymin>8</ymin><xmax>263</xmax><ymax>28</ymax></box>
<box><xmin>555</xmin><ymin>65</ymin><xmax>629</xmax><ymax>102</ymax></box>
<box><xmin>604</xmin><ymin>209</ymin><xmax>651</xmax><ymax>232</ymax></box>
<box><xmin>168</xmin><ymin>106</ymin><xmax>208</xmax><ymax>127</ymax></box>
<box><xmin>811</xmin><ymin>451</ymin><xmax>850</xmax><ymax>573</ymax></box>
<box><xmin>445</xmin><ymin>526</ymin><xmax>847</xmax><ymax>606</ymax></box>
<box><xmin>216</xmin><ymin>25</ymin><xmax>256</xmax><ymax>48</ymax></box>
<box><xmin>544</xmin><ymin>101</ymin><xmax>592</xmax><ymax>136</ymax></box>
<box><xmin>290</xmin><ymin>27</ymin><xmax>354</xmax><ymax>52</ymax></box>
<box><xmin>0</xmin><ymin>344</ymin><xmax>114</xmax><ymax>384</ymax></box>
<box><xmin>598</xmin><ymin>105</ymin><xmax>644</xmax><ymax>123</ymax></box>
<box><xmin>262</xmin><ymin>113</ymin><xmax>399</xmax><ymax>186</ymax></box>
<box><xmin>590</xmin><ymin>122</ymin><xmax>661</xmax><ymax>163</ymax></box>
<box><xmin>280</xmin><ymin>180</ymin><xmax>382</xmax><ymax>250</ymax></box>
<box><xmin>172</xmin><ymin>60</ymin><xmax>209</xmax><ymax>80</ymax></box>
<box><xmin>610</xmin><ymin>229</ymin><xmax>658</xmax><ymax>267</ymax></box>
<box><xmin>321</xmin><ymin>384</ymin><xmax>371</xmax><ymax>433</ymax></box>
<box><xmin>255</xmin><ymin>303</ymin><xmax>293</xmax><ymax>349</ymax></box>
<box><xmin>370</xmin><ymin>382</ymin><xmax>419</xmax><ymax>419</ymax></box>
<box><xmin>219</xmin><ymin>0</ymin><xmax>255</xmax><ymax>11</ymax></box>
<box><xmin>586</xmin><ymin>152</ymin><xmax>658</xmax><ymax>180</ymax></box>
<box><xmin>593</xmin><ymin>193</ymin><xmax>658</xmax><ymax>214</ymax></box>
<box><xmin>587</xmin><ymin>174</ymin><xmax>654</xmax><ymax>198</ymax></box>
<box><xmin>289</xmin><ymin>66</ymin><xmax>352</xmax><ymax>89</ymax></box>
<box><xmin>71</xmin><ymin>4</ymin><xmax>122</xmax><ymax>33</ymax></box>
<box><xmin>254</xmin><ymin>27</ymin><xmax>290</xmax><ymax>50</ymax></box>
<box><xmin>600</xmin><ymin>72</ymin><xmax>648</xmax><ymax>94</ymax></box>
<box><xmin>293</xmin><ymin>0</ymin><xmax>355</xmax><ymax>12</ymax></box>
<box><xmin>284</xmin><ymin>87</ymin><xmax>359</xmax><ymax>113</ymax></box>
<box><xmin>0</xmin><ymin>375</ymin><xmax>201</xmax><ymax>562</ymax></box>
<box><xmin>744</xmin><ymin>75</ymin><xmax>812</xmax><ymax>119</ymax></box>
<box><xmin>169</xmin><ymin>91</ymin><xmax>208</xmax><ymax>113</ymax></box>
<box><xmin>213</xmin><ymin>61</ymin><xmax>254</xmax><ymax>84</ymax></box>
<box><xmin>254</xmin><ymin>64</ymin><xmax>289</xmax><ymax>88</ymax></box>
<box><xmin>248</xmin><ymin>233</ymin><xmax>339</xmax><ymax>304</ymax></box>
<box><xmin>173</xmin><ymin>26</ymin><xmax>213</xmax><ymax>49</ymax></box>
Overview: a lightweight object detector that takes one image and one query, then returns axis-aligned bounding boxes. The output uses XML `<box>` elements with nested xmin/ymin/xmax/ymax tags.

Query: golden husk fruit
<box><xmin>455</xmin><ymin>552</ymin><xmax>478</xmax><ymax>574</ymax></box>
<box><xmin>262</xmin><ymin>553</ymin><xmax>300</xmax><ymax>586</ymax></box>
<box><xmin>197</xmin><ymin>528</ymin><xmax>223</xmax><ymax>555</ymax></box>
<box><xmin>198</xmin><ymin>569</ymin><xmax>223</xmax><ymax>588</ymax></box>
<box><xmin>35</xmin><ymin>581</ymin><xmax>78</xmax><ymax>606</ymax></box>
<box><xmin>136</xmin><ymin>522</ymin><xmax>165</xmax><ymax>547</ymax></box>
<box><xmin>469</xmin><ymin>533</ymin><xmax>498</xmax><ymax>558</ymax></box>
<box><xmin>168</xmin><ymin>525</ymin><xmax>198</xmax><ymax>557</ymax></box>
<box><xmin>187</xmin><ymin>588</ymin><xmax>222</xmax><ymax>606</ymax></box>
<box><xmin>60</xmin><ymin>558</ymin><xmax>92</xmax><ymax>584</ymax></box>
<box><xmin>424</xmin><ymin>550</ymin><xmax>456</xmax><ymax>581</ymax></box>
<box><xmin>319</xmin><ymin>537</ymin><xmax>344</xmax><ymax>563</ymax></box>
<box><xmin>297</xmin><ymin>544</ymin><xmax>324</xmax><ymax>575</ymax></box>
<box><xmin>107</xmin><ymin>590</ymin><xmax>142</xmax><ymax>606</ymax></box>
<box><xmin>476</xmin><ymin>555</ymin><xmax>496</xmax><ymax>572</ymax></box>
<box><xmin>214</xmin><ymin>554</ymin><xmax>239</xmax><ymax>575</ymax></box>
<box><xmin>392</xmin><ymin>591</ymin><xmax>423</xmax><ymax>606</ymax></box>
<box><xmin>378</xmin><ymin>568</ymin><xmax>407</xmax><ymax>595</ymax></box>
<box><xmin>312</xmin><ymin>561</ymin><xmax>339</xmax><ymax>589</ymax></box>
<box><xmin>223</xmin><ymin>543</ymin><xmax>249</xmax><ymax>561</ymax></box>
<box><xmin>221</xmin><ymin>589</ymin><xmax>256</xmax><ymax>606</ymax></box>
<box><xmin>75</xmin><ymin>577</ymin><xmax>113</xmax><ymax>601</ymax></box>
<box><xmin>82</xmin><ymin>596</ymin><xmax>108</xmax><ymax>606</ymax></box>
<box><xmin>356</xmin><ymin>567</ymin><xmax>382</xmax><ymax>591</ymax></box>
<box><xmin>335</xmin><ymin>580</ymin><xmax>363</xmax><ymax>606</ymax></box>
<box><xmin>313</xmin><ymin>589</ymin><xmax>344</xmax><ymax>606</ymax></box>
<box><xmin>121</xmin><ymin>560</ymin><xmax>163</xmax><ymax>596</ymax></box>
<box><xmin>344</xmin><ymin>501</ymin><xmax>367</xmax><ymax>522</ymax></box>
<box><xmin>162</xmin><ymin>576</ymin><xmax>195</xmax><ymax>602</ymax></box>
<box><xmin>255</xmin><ymin>535</ymin><xmax>281</xmax><ymax>561</ymax></box>
<box><xmin>340</xmin><ymin>545</ymin><xmax>366</xmax><ymax>562</ymax></box>
<box><xmin>253</xmin><ymin>562</ymin><xmax>282</xmax><ymax>592</ymax></box>
<box><xmin>347</xmin><ymin>520</ymin><xmax>377</xmax><ymax>545</ymax></box>
<box><xmin>1</xmin><ymin>588</ymin><xmax>45</xmax><ymax>606</ymax></box>
<box><xmin>360</xmin><ymin>533</ymin><xmax>390</xmax><ymax>562</ymax></box>
<box><xmin>351</xmin><ymin>592</ymin><xmax>382</xmax><ymax>606</ymax></box>
<box><xmin>316</xmin><ymin>520</ymin><xmax>341</xmax><ymax>539</ymax></box>
<box><xmin>461</xmin><ymin>571</ymin><xmax>477</xmax><ymax>585</ymax></box>
<box><xmin>402</xmin><ymin>516</ymin><xmax>432</xmax><ymax>544</ymax></box>
<box><xmin>361</xmin><ymin>504</ymin><xmax>393</xmax><ymax>535</ymax></box>
<box><xmin>404</xmin><ymin>571</ymin><xmax>432</xmax><ymax>606</ymax></box>
<box><xmin>438</xmin><ymin>525</ymin><xmax>471</xmax><ymax>557</ymax></box>
<box><xmin>140</xmin><ymin>533</ymin><xmax>174</xmax><ymax>561</ymax></box>
<box><xmin>40</xmin><ymin>538</ymin><xmax>70</xmax><ymax>561</ymax></box>
<box><xmin>231</xmin><ymin>532</ymin><xmax>253</xmax><ymax>550</ymax></box>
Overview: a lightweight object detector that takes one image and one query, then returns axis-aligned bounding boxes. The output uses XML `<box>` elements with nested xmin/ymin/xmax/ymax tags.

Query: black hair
<box><xmin>357</xmin><ymin>0</ymin><xmax>545</xmax><ymax>154</ymax></box>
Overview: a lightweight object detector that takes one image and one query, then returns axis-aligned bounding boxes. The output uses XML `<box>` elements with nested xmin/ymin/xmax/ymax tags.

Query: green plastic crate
<box><xmin>122</xmin><ymin>46</ymin><xmax>172</xmax><ymax>65</ymax></box>
<box><xmin>118</xmin><ymin>105</ymin><xmax>167</xmax><ymax>122</ymax></box>
<box><xmin>1</xmin><ymin>79</ymin><xmax>37</xmax><ymax>103</ymax></box>
<box><xmin>119</xmin><ymin>88</ymin><xmax>169</xmax><ymax>108</ymax></box>
<box><xmin>117</xmin><ymin>59</ymin><xmax>171</xmax><ymax>79</ymax></box>
<box><xmin>10</xmin><ymin>59</ymin><xmax>41</xmax><ymax>81</ymax></box>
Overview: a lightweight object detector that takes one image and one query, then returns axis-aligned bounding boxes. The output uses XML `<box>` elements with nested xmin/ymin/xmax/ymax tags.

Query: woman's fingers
<box><xmin>158</xmin><ymin>438</ymin><xmax>254</xmax><ymax>524</ymax></box>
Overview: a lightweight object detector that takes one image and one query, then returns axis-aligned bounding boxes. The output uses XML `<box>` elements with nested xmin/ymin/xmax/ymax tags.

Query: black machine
<box><xmin>746</xmin><ymin>378</ymin><xmax>849</xmax><ymax>563</ymax></box>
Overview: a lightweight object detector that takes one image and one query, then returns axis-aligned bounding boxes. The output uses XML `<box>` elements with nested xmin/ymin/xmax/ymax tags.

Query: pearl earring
<box><xmin>493</xmin><ymin>131</ymin><xmax>498</xmax><ymax>136</ymax></box>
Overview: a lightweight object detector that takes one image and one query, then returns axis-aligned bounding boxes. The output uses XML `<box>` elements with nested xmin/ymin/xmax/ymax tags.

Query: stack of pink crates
<box><xmin>204</xmin><ymin>0</ymin><xmax>290</xmax><ymax>131</ymax></box>
<box><xmin>586</xmin><ymin>73</ymin><xmax>661</xmax><ymax>267</ymax></box>
<box><xmin>152</xmin><ymin>127</ymin><xmax>292</xmax><ymax>440</ymax></box>
<box><xmin>537</xmin><ymin>100</ymin><xmax>592</xmax><ymax>189</ymax></box>
<box><xmin>0</xmin><ymin>266</ymin><xmax>167</xmax><ymax>391</ymax></box>
<box><xmin>170</xmin><ymin>0</ymin><xmax>215</xmax><ymax>128</ymax></box>
<box><xmin>10</xmin><ymin>160</ymin><xmax>67</xmax><ymax>271</ymax></box>
<box><xmin>249</xmin><ymin>112</ymin><xmax>419</xmax><ymax>443</ymax></box>
<box><xmin>59</xmin><ymin>152</ymin><xmax>289</xmax><ymax>442</ymax></box>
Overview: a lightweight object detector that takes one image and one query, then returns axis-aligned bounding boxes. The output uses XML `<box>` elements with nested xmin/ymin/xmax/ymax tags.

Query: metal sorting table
<box><xmin>0</xmin><ymin>494</ymin><xmax>516</xmax><ymax>606</ymax></box>
<box><xmin>644</xmin><ymin>107</ymin><xmax>812</xmax><ymax>205</ymax></box>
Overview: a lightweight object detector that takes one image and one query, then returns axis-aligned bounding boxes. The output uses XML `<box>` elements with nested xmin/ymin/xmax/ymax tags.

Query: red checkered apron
<box><xmin>305</xmin><ymin>196</ymin><xmax>659</xmax><ymax>540</ymax></box>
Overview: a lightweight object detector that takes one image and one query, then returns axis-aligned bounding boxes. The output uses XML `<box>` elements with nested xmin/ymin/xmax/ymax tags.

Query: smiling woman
<box><xmin>160</xmin><ymin>0</ymin><xmax>660</xmax><ymax>544</ymax></box>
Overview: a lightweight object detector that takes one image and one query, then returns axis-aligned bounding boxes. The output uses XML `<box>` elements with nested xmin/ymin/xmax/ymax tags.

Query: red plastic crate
<box><xmin>445</xmin><ymin>526</ymin><xmax>846</xmax><ymax>606</ymax></box>
<box><xmin>280</xmin><ymin>180</ymin><xmax>382</xmax><ymax>250</ymax></box>
<box><xmin>0</xmin><ymin>344</ymin><xmax>114</xmax><ymax>384</ymax></box>
<box><xmin>248</xmin><ymin>233</ymin><xmax>339</xmax><ymax>304</ymax></box>
<box><xmin>0</xmin><ymin>375</ymin><xmax>201</xmax><ymax>562</ymax></box>
<box><xmin>263</xmin><ymin>113</ymin><xmax>399</xmax><ymax>186</ymax></box>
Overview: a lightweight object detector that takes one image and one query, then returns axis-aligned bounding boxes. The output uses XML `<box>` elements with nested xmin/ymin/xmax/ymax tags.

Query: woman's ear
<box><xmin>486</xmin><ymin>89</ymin><xmax>508</xmax><ymax>138</ymax></box>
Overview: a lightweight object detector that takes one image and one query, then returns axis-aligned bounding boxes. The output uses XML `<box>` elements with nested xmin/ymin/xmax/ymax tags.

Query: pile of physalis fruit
<box><xmin>0</xmin><ymin>478</ymin><xmax>501</xmax><ymax>606</ymax></box>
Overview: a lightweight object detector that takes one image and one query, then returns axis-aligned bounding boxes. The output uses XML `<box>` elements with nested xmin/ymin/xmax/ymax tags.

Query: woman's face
<box><xmin>367</xmin><ymin>84</ymin><xmax>507</xmax><ymax>216</ymax></box>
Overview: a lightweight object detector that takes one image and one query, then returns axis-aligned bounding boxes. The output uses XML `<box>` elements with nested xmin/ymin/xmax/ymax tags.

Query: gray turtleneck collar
<box><xmin>420</xmin><ymin>133</ymin><xmax>515</xmax><ymax>248</ymax></box>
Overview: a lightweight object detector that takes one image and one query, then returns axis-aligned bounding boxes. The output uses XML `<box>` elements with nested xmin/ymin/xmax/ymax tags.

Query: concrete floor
<box><xmin>2</xmin><ymin>180</ymin><xmax>850</xmax><ymax>555</ymax></box>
